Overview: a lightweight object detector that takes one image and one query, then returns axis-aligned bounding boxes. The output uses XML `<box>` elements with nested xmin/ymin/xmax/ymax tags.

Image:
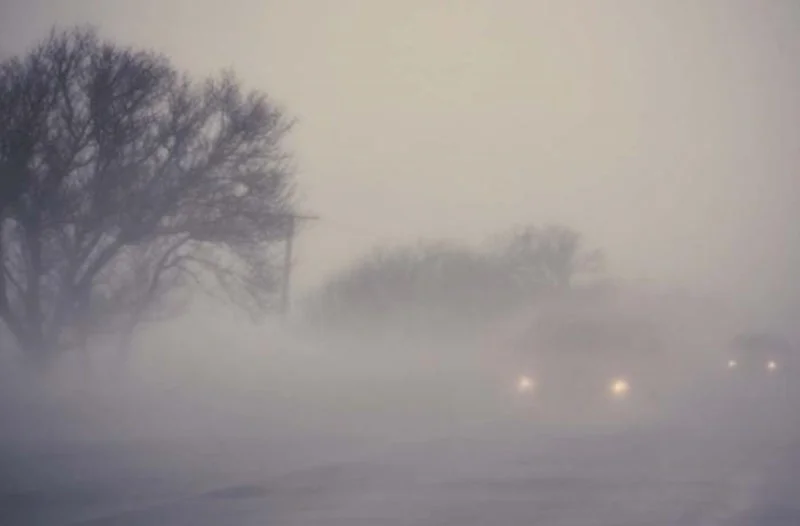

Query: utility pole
<box><xmin>279</xmin><ymin>213</ymin><xmax>319</xmax><ymax>316</ymax></box>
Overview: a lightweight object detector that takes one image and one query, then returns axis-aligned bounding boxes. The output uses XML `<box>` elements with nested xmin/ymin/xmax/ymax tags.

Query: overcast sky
<box><xmin>1</xmin><ymin>0</ymin><xmax>799</xmax><ymax>322</ymax></box>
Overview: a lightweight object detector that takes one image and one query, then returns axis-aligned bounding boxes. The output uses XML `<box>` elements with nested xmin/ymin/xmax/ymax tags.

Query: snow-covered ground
<box><xmin>3</xmin><ymin>319</ymin><xmax>799</xmax><ymax>525</ymax></box>
<box><xmin>3</xmin><ymin>415</ymin><xmax>799</xmax><ymax>526</ymax></box>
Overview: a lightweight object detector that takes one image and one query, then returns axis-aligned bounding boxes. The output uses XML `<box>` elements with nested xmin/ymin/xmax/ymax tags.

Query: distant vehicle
<box><xmin>511</xmin><ymin>312</ymin><xmax>665</xmax><ymax>415</ymax></box>
<box><xmin>724</xmin><ymin>332</ymin><xmax>794</xmax><ymax>377</ymax></box>
<box><xmin>698</xmin><ymin>331</ymin><xmax>799</xmax><ymax>417</ymax></box>
<box><xmin>484</xmin><ymin>288</ymin><xmax>689</xmax><ymax>424</ymax></box>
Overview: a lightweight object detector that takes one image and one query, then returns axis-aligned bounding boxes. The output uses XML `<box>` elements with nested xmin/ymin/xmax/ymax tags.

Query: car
<box><xmin>510</xmin><ymin>311</ymin><xmax>667</xmax><ymax>418</ymax></box>
<box><xmin>481</xmin><ymin>288</ymin><xmax>693</xmax><ymax>426</ymax></box>
<box><xmin>724</xmin><ymin>332</ymin><xmax>794</xmax><ymax>376</ymax></box>
<box><xmin>693</xmin><ymin>331</ymin><xmax>800</xmax><ymax>424</ymax></box>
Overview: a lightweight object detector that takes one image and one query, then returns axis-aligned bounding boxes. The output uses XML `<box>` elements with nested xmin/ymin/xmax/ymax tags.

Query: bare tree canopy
<box><xmin>305</xmin><ymin>225</ymin><xmax>603</xmax><ymax>339</ymax></box>
<box><xmin>491</xmin><ymin>225</ymin><xmax>604</xmax><ymax>291</ymax></box>
<box><xmin>0</xmin><ymin>27</ymin><xmax>295</xmax><ymax>360</ymax></box>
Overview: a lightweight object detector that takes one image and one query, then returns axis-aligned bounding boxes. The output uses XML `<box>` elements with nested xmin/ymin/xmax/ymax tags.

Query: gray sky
<box><xmin>1</xmin><ymin>0</ymin><xmax>799</xmax><ymax>319</ymax></box>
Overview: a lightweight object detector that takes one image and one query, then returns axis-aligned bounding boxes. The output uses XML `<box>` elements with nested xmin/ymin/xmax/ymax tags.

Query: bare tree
<box><xmin>493</xmin><ymin>224</ymin><xmax>604</xmax><ymax>291</ymax></box>
<box><xmin>304</xmin><ymin>225</ymin><xmax>604</xmax><ymax>339</ymax></box>
<box><xmin>0</xmin><ymin>27</ymin><xmax>294</xmax><ymax>362</ymax></box>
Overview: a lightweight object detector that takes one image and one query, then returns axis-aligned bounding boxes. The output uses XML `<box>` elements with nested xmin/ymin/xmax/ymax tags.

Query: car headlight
<box><xmin>517</xmin><ymin>375</ymin><xmax>535</xmax><ymax>393</ymax></box>
<box><xmin>609</xmin><ymin>378</ymin><xmax>630</xmax><ymax>398</ymax></box>
<box><xmin>727</xmin><ymin>359</ymin><xmax>738</xmax><ymax>369</ymax></box>
<box><xmin>766</xmin><ymin>360</ymin><xmax>777</xmax><ymax>371</ymax></box>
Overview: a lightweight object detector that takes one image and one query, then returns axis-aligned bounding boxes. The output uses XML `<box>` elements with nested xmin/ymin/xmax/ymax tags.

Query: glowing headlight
<box><xmin>610</xmin><ymin>378</ymin><xmax>630</xmax><ymax>398</ymax></box>
<box><xmin>727</xmin><ymin>359</ymin><xmax>738</xmax><ymax>369</ymax></box>
<box><xmin>766</xmin><ymin>360</ymin><xmax>777</xmax><ymax>371</ymax></box>
<box><xmin>517</xmin><ymin>375</ymin><xmax>535</xmax><ymax>393</ymax></box>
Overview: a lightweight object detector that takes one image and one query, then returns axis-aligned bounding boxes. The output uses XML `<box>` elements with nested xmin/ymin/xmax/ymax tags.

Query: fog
<box><xmin>2</xmin><ymin>0</ymin><xmax>800</xmax><ymax>524</ymax></box>
<box><xmin>2</xmin><ymin>1</ymin><xmax>800</xmax><ymax>309</ymax></box>
<box><xmin>3</xmin><ymin>286</ymin><xmax>800</xmax><ymax>524</ymax></box>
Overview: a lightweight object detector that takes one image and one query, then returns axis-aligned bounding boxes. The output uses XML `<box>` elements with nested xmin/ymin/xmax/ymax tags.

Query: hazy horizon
<box><xmin>2</xmin><ymin>1</ymin><xmax>799</xmax><ymax>327</ymax></box>
<box><xmin>3</xmin><ymin>3</ymin><xmax>800</xmax><ymax>523</ymax></box>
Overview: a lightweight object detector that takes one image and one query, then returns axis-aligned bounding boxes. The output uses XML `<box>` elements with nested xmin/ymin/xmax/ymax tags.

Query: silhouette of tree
<box><xmin>305</xmin><ymin>225</ymin><xmax>603</xmax><ymax>337</ymax></box>
<box><xmin>491</xmin><ymin>224</ymin><xmax>604</xmax><ymax>292</ymax></box>
<box><xmin>0</xmin><ymin>28</ymin><xmax>294</xmax><ymax>361</ymax></box>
